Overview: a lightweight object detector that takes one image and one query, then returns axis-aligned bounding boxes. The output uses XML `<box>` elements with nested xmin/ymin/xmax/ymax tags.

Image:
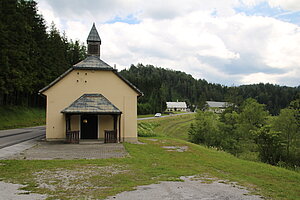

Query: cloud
<box><xmin>268</xmin><ymin>0</ymin><xmax>300</xmax><ymax>11</ymax></box>
<box><xmin>36</xmin><ymin>0</ymin><xmax>300</xmax><ymax>86</ymax></box>
<box><xmin>241</xmin><ymin>0</ymin><xmax>300</xmax><ymax>11</ymax></box>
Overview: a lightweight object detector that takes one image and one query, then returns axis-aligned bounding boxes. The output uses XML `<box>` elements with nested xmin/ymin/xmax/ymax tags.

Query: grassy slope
<box><xmin>138</xmin><ymin>113</ymin><xmax>195</xmax><ymax>140</ymax></box>
<box><xmin>0</xmin><ymin>106</ymin><xmax>45</xmax><ymax>130</ymax></box>
<box><xmin>0</xmin><ymin>114</ymin><xmax>299</xmax><ymax>199</ymax></box>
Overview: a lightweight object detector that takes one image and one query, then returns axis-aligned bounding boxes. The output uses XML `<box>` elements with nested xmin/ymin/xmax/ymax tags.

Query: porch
<box><xmin>61</xmin><ymin>94</ymin><xmax>122</xmax><ymax>144</ymax></box>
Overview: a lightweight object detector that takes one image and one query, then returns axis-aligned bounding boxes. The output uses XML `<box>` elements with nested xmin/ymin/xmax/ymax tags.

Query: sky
<box><xmin>36</xmin><ymin>0</ymin><xmax>300</xmax><ymax>87</ymax></box>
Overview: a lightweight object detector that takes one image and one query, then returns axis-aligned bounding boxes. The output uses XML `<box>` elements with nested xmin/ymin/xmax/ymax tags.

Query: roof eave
<box><xmin>72</xmin><ymin>67</ymin><xmax>114</xmax><ymax>71</ymax></box>
<box><xmin>61</xmin><ymin>111</ymin><xmax>122</xmax><ymax>115</ymax></box>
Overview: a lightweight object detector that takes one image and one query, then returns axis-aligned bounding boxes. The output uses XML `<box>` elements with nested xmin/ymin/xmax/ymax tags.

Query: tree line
<box><xmin>0</xmin><ymin>0</ymin><xmax>86</xmax><ymax>107</ymax></box>
<box><xmin>188</xmin><ymin>98</ymin><xmax>300</xmax><ymax>168</ymax></box>
<box><xmin>120</xmin><ymin>64</ymin><xmax>300</xmax><ymax>115</ymax></box>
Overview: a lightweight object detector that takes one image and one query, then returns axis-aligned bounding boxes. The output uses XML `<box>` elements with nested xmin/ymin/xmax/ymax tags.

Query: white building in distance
<box><xmin>166</xmin><ymin>101</ymin><xmax>187</xmax><ymax>112</ymax></box>
<box><xmin>206</xmin><ymin>101</ymin><xmax>230</xmax><ymax>113</ymax></box>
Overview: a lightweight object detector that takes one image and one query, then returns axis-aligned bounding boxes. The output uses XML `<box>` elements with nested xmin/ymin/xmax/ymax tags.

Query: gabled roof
<box><xmin>87</xmin><ymin>23</ymin><xmax>101</xmax><ymax>42</ymax></box>
<box><xmin>61</xmin><ymin>94</ymin><xmax>121</xmax><ymax>114</ymax></box>
<box><xmin>166</xmin><ymin>102</ymin><xmax>187</xmax><ymax>108</ymax></box>
<box><xmin>38</xmin><ymin>56</ymin><xmax>143</xmax><ymax>96</ymax></box>
<box><xmin>206</xmin><ymin>101</ymin><xmax>228</xmax><ymax>108</ymax></box>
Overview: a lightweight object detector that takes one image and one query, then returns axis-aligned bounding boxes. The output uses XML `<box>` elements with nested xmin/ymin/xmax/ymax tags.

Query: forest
<box><xmin>1</xmin><ymin>0</ymin><xmax>299</xmax><ymax>117</ymax></box>
<box><xmin>0</xmin><ymin>0</ymin><xmax>86</xmax><ymax>107</ymax></box>
<box><xmin>120</xmin><ymin>64</ymin><xmax>300</xmax><ymax>115</ymax></box>
<box><xmin>188</xmin><ymin>98</ymin><xmax>300</xmax><ymax>169</ymax></box>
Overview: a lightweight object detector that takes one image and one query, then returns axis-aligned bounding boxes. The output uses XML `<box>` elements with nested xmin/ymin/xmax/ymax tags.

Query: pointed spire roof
<box><xmin>87</xmin><ymin>23</ymin><xmax>101</xmax><ymax>42</ymax></box>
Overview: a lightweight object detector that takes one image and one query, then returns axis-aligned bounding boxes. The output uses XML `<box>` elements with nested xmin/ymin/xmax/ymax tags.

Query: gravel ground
<box><xmin>106</xmin><ymin>176</ymin><xmax>263</xmax><ymax>200</ymax></box>
<box><xmin>0</xmin><ymin>181</ymin><xmax>46</xmax><ymax>200</ymax></box>
<box><xmin>7</xmin><ymin>141</ymin><xmax>128</xmax><ymax>160</ymax></box>
<box><xmin>1</xmin><ymin>176</ymin><xmax>263</xmax><ymax>200</ymax></box>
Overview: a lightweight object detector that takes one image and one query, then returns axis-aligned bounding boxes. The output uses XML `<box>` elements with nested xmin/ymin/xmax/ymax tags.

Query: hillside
<box><xmin>0</xmin><ymin>106</ymin><xmax>45</xmax><ymax>130</ymax></box>
<box><xmin>120</xmin><ymin>64</ymin><xmax>300</xmax><ymax>115</ymax></box>
<box><xmin>0</xmin><ymin>115</ymin><xmax>299</xmax><ymax>199</ymax></box>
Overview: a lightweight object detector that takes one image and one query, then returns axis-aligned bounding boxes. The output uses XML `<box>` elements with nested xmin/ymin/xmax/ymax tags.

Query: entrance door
<box><xmin>81</xmin><ymin>115</ymin><xmax>98</xmax><ymax>139</ymax></box>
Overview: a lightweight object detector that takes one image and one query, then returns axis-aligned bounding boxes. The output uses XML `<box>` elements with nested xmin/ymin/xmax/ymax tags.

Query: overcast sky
<box><xmin>36</xmin><ymin>0</ymin><xmax>300</xmax><ymax>87</ymax></box>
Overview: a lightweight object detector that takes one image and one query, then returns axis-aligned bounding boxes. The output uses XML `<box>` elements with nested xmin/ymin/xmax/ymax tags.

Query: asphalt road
<box><xmin>0</xmin><ymin>126</ymin><xmax>45</xmax><ymax>149</ymax></box>
<box><xmin>138</xmin><ymin>112</ymin><xmax>195</xmax><ymax>120</ymax></box>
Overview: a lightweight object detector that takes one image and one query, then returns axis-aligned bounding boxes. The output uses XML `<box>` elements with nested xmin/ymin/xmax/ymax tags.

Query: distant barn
<box><xmin>206</xmin><ymin>101</ymin><xmax>230</xmax><ymax>113</ymax></box>
<box><xmin>166</xmin><ymin>101</ymin><xmax>187</xmax><ymax>112</ymax></box>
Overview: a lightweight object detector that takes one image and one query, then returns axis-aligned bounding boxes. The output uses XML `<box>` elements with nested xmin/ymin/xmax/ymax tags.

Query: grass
<box><xmin>138</xmin><ymin>113</ymin><xmax>195</xmax><ymax>140</ymax></box>
<box><xmin>0</xmin><ymin>106</ymin><xmax>45</xmax><ymax>130</ymax></box>
<box><xmin>0</xmin><ymin>114</ymin><xmax>299</xmax><ymax>199</ymax></box>
<box><xmin>0</xmin><ymin>137</ymin><xmax>299</xmax><ymax>199</ymax></box>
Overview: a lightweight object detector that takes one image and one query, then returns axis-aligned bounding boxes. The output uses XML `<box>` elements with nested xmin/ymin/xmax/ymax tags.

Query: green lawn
<box><xmin>0</xmin><ymin>106</ymin><xmax>45</xmax><ymax>130</ymax></box>
<box><xmin>0</xmin><ymin>137</ymin><xmax>299</xmax><ymax>199</ymax></box>
<box><xmin>138</xmin><ymin>113</ymin><xmax>195</xmax><ymax>140</ymax></box>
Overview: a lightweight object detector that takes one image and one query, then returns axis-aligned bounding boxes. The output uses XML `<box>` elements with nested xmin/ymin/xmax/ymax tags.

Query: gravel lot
<box><xmin>6</xmin><ymin>141</ymin><xmax>128</xmax><ymax>160</ymax></box>
<box><xmin>106</xmin><ymin>176</ymin><xmax>263</xmax><ymax>200</ymax></box>
<box><xmin>1</xmin><ymin>176</ymin><xmax>262</xmax><ymax>200</ymax></box>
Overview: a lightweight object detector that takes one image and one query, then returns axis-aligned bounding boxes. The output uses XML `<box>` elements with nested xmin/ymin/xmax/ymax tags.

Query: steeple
<box><xmin>87</xmin><ymin>23</ymin><xmax>101</xmax><ymax>57</ymax></box>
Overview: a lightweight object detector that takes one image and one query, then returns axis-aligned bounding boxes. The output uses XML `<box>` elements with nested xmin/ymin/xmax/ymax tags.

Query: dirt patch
<box><xmin>145</xmin><ymin>138</ymin><xmax>158</xmax><ymax>142</ymax></box>
<box><xmin>162</xmin><ymin>146</ymin><xmax>189</xmax><ymax>152</ymax></box>
<box><xmin>135</xmin><ymin>140</ymin><xmax>146</xmax><ymax>145</ymax></box>
<box><xmin>33</xmin><ymin>164</ymin><xmax>129</xmax><ymax>199</ymax></box>
<box><xmin>106</xmin><ymin>176</ymin><xmax>263</xmax><ymax>200</ymax></box>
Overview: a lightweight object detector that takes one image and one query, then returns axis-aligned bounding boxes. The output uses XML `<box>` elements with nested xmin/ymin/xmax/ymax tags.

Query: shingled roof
<box><xmin>73</xmin><ymin>56</ymin><xmax>112</xmax><ymax>70</ymax></box>
<box><xmin>61</xmin><ymin>94</ymin><xmax>121</xmax><ymax>114</ymax></box>
<box><xmin>87</xmin><ymin>23</ymin><xmax>101</xmax><ymax>42</ymax></box>
<box><xmin>206</xmin><ymin>101</ymin><xmax>229</xmax><ymax>108</ymax></box>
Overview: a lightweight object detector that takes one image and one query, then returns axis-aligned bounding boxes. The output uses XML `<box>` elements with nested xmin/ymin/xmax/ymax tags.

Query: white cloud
<box><xmin>36</xmin><ymin>0</ymin><xmax>300</xmax><ymax>86</ymax></box>
<box><xmin>37</xmin><ymin>0</ymin><xmax>62</xmax><ymax>30</ymax></box>
<box><xmin>268</xmin><ymin>0</ymin><xmax>300</xmax><ymax>11</ymax></box>
<box><xmin>240</xmin><ymin>72</ymin><xmax>279</xmax><ymax>84</ymax></box>
<box><xmin>240</xmin><ymin>0</ymin><xmax>300</xmax><ymax>11</ymax></box>
<box><xmin>264</xmin><ymin>21</ymin><xmax>300</xmax><ymax>69</ymax></box>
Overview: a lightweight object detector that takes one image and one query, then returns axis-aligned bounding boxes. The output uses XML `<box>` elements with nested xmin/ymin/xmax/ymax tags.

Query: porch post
<box><xmin>118</xmin><ymin>114</ymin><xmax>121</xmax><ymax>143</ymax></box>
<box><xmin>66</xmin><ymin>114</ymin><xmax>71</xmax><ymax>131</ymax></box>
<box><xmin>113</xmin><ymin>115</ymin><xmax>118</xmax><ymax>142</ymax></box>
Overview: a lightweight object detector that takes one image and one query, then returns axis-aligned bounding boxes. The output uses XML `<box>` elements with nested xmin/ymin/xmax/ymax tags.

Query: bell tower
<box><xmin>87</xmin><ymin>23</ymin><xmax>101</xmax><ymax>57</ymax></box>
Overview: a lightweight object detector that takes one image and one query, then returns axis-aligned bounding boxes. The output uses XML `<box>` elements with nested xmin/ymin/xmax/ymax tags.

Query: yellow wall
<box><xmin>70</xmin><ymin>115</ymin><xmax>79</xmax><ymax>131</ymax></box>
<box><xmin>43</xmin><ymin>69</ymin><xmax>138</xmax><ymax>142</ymax></box>
<box><xmin>99</xmin><ymin>115</ymin><xmax>114</xmax><ymax>139</ymax></box>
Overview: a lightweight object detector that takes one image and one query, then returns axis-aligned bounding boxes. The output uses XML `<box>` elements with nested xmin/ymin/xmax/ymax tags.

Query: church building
<box><xmin>39</xmin><ymin>23</ymin><xmax>142</xmax><ymax>143</ymax></box>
